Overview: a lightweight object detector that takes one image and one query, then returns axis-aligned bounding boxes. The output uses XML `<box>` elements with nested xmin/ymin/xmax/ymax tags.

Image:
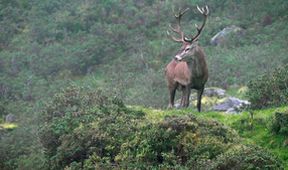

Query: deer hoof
<box><xmin>167</xmin><ymin>104</ymin><xmax>174</xmax><ymax>109</ymax></box>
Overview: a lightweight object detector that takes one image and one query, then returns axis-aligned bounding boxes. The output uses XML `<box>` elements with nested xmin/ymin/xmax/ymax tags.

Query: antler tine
<box><xmin>175</xmin><ymin>8</ymin><xmax>189</xmax><ymax>19</ymax></box>
<box><xmin>167</xmin><ymin>24</ymin><xmax>184</xmax><ymax>42</ymax></box>
<box><xmin>166</xmin><ymin>30</ymin><xmax>183</xmax><ymax>42</ymax></box>
<box><xmin>197</xmin><ymin>5</ymin><xmax>203</xmax><ymax>14</ymax></box>
<box><xmin>189</xmin><ymin>5</ymin><xmax>209</xmax><ymax>41</ymax></box>
<box><xmin>205</xmin><ymin>5</ymin><xmax>209</xmax><ymax>15</ymax></box>
<box><xmin>197</xmin><ymin>5</ymin><xmax>209</xmax><ymax>16</ymax></box>
<box><xmin>167</xmin><ymin>8</ymin><xmax>190</xmax><ymax>43</ymax></box>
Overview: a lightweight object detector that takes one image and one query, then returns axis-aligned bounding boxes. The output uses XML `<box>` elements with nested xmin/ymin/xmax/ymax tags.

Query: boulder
<box><xmin>5</xmin><ymin>113</ymin><xmax>16</xmax><ymax>123</ymax></box>
<box><xmin>181</xmin><ymin>87</ymin><xmax>226</xmax><ymax>102</ymax></box>
<box><xmin>210</xmin><ymin>25</ymin><xmax>244</xmax><ymax>46</ymax></box>
<box><xmin>203</xmin><ymin>87</ymin><xmax>226</xmax><ymax>98</ymax></box>
<box><xmin>212</xmin><ymin>97</ymin><xmax>250</xmax><ymax>114</ymax></box>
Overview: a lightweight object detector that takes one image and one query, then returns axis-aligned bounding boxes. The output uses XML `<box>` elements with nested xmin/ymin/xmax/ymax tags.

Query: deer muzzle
<box><xmin>174</xmin><ymin>55</ymin><xmax>182</xmax><ymax>61</ymax></box>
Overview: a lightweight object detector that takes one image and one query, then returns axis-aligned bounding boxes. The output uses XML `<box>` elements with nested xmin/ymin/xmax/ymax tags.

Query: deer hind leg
<box><xmin>168</xmin><ymin>83</ymin><xmax>178</xmax><ymax>109</ymax></box>
<box><xmin>180</xmin><ymin>85</ymin><xmax>185</xmax><ymax>107</ymax></box>
<box><xmin>197</xmin><ymin>87</ymin><xmax>204</xmax><ymax>112</ymax></box>
<box><xmin>183</xmin><ymin>86</ymin><xmax>191</xmax><ymax>108</ymax></box>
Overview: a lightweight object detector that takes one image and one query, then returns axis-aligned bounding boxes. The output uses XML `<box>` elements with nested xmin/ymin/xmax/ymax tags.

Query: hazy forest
<box><xmin>0</xmin><ymin>0</ymin><xmax>288</xmax><ymax>169</ymax></box>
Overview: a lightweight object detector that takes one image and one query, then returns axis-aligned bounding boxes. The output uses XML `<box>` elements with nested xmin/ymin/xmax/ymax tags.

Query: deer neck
<box><xmin>187</xmin><ymin>46</ymin><xmax>207</xmax><ymax>78</ymax></box>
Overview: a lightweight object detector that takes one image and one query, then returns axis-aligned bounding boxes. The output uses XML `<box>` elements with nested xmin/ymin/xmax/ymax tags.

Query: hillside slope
<box><xmin>0</xmin><ymin>0</ymin><xmax>287</xmax><ymax>107</ymax></box>
<box><xmin>1</xmin><ymin>86</ymin><xmax>287</xmax><ymax>169</ymax></box>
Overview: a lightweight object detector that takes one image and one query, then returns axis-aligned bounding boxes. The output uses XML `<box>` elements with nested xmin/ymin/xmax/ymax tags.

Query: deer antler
<box><xmin>167</xmin><ymin>8</ymin><xmax>189</xmax><ymax>43</ymax></box>
<box><xmin>189</xmin><ymin>5</ymin><xmax>209</xmax><ymax>42</ymax></box>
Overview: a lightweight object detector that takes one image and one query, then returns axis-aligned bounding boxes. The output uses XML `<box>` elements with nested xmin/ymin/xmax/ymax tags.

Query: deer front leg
<box><xmin>197</xmin><ymin>87</ymin><xmax>204</xmax><ymax>112</ymax></box>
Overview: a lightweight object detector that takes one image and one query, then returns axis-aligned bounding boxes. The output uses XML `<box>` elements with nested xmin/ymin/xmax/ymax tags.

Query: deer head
<box><xmin>167</xmin><ymin>6</ymin><xmax>209</xmax><ymax>62</ymax></box>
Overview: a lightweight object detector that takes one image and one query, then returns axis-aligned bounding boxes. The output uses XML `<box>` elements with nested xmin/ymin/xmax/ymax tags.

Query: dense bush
<box><xmin>270</xmin><ymin>111</ymin><xmax>288</xmax><ymax>135</ymax></box>
<box><xmin>39</xmin><ymin>86</ymin><xmax>282</xmax><ymax>169</ymax></box>
<box><xmin>247</xmin><ymin>64</ymin><xmax>288</xmax><ymax>109</ymax></box>
<box><xmin>210</xmin><ymin>145</ymin><xmax>283</xmax><ymax>169</ymax></box>
<box><xmin>39</xmin><ymin>85</ymin><xmax>145</xmax><ymax>169</ymax></box>
<box><xmin>113</xmin><ymin>115</ymin><xmax>238</xmax><ymax>169</ymax></box>
<box><xmin>0</xmin><ymin>125</ymin><xmax>46</xmax><ymax>170</ymax></box>
<box><xmin>115</xmin><ymin>115</ymin><xmax>282</xmax><ymax>169</ymax></box>
<box><xmin>0</xmin><ymin>85</ymin><xmax>283</xmax><ymax>169</ymax></box>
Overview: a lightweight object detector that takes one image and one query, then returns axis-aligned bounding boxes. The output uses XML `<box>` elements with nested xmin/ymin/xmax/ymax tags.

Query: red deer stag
<box><xmin>165</xmin><ymin>6</ymin><xmax>209</xmax><ymax>112</ymax></box>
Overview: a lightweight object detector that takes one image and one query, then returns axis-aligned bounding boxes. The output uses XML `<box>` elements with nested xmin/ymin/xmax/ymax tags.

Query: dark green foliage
<box><xmin>1</xmin><ymin>0</ymin><xmax>288</xmax><ymax>107</ymax></box>
<box><xmin>270</xmin><ymin>111</ymin><xmax>288</xmax><ymax>135</ymax></box>
<box><xmin>39</xmin><ymin>85</ymin><xmax>145</xmax><ymax>169</ymax></box>
<box><xmin>210</xmin><ymin>145</ymin><xmax>283</xmax><ymax>170</ymax></box>
<box><xmin>114</xmin><ymin>115</ymin><xmax>238</xmax><ymax>169</ymax></box>
<box><xmin>247</xmin><ymin>64</ymin><xmax>288</xmax><ymax>109</ymax></box>
<box><xmin>231</xmin><ymin>112</ymin><xmax>267</xmax><ymax>132</ymax></box>
<box><xmin>0</xmin><ymin>123</ymin><xmax>46</xmax><ymax>170</ymax></box>
<box><xmin>0</xmin><ymin>101</ymin><xmax>8</xmax><ymax>117</ymax></box>
<box><xmin>36</xmin><ymin>87</ymin><xmax>283</xmax><ymax>169</ymax></box>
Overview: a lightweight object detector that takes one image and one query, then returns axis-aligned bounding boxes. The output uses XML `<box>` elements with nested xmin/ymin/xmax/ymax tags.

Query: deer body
<box><xmin>166</xmin><ymin>45</ymin><xmax>208</xmax><ymax>111</ymax></box>
<box><xmin>174</xmin><ymin>47</ymin><xmax>207</xmax><ymax>87</ymax></box>
<box><xmin>165</xmin><ymin>6</ymin><xmax>209</xmax><ymax>111</ymax></box>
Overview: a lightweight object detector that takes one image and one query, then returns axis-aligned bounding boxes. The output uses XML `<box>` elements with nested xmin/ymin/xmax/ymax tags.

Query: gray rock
<box><xmin>174</xmin><ymin>103</ymin><xmax>181</xmax><ymax>109</ymax></box>
<box><xmin>210</xmin><ymin>25</ymin><xmax>244</xmax><ymax>46</ymax></box>
<box><xmin>226</xmin><ymin>108</ymin><xmax>237</xmax><ymax>114</ymax></box>
<box><xmin>174</xmin><ymin>87</ymin><xmax>250</xmax><ymax>114</ymax></box>
<box><xmin>212</xmin><ymin>97</ymin><xmax>250</xmax><ymax>114</ymax></box>
<box><xmin>203</xmin><ymin>87</ymin><xmax>226</xmax><ymax>98</ymax></box>
<box><xmin>5</xmin><ymin>114</ymin><xmax>16</xmax><ymax>123</ymax></box>
<box><xmin>175</xmin><ymin>87</ymin><xmax>227</xmax><ymax>109</ymax></box>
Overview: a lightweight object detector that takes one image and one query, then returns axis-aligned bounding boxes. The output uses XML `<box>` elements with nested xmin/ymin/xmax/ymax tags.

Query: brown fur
<box><xmin>165</xmin><ymin>44</ymin><xmax>208</xmax><ymax>111</ymax></box>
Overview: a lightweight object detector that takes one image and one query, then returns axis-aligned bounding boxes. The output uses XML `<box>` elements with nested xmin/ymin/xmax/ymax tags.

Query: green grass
<box><xmin>131</xmin><ymin>105</ymin><xmax>288</xmax><ymax>169</ymax></box>
<box><xmin>226</xmin><ymin>86</ymin><xmax>249</xmax><ymax>99</ymax></box>
<box><xmin>0</xmin><ymin>123</ymin><xmax>18</xmax><ymax>130</ymax></box>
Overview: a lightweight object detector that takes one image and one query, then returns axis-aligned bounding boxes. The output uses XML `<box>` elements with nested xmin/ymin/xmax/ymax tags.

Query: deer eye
<box><xmin>185</xmin><ymin>48</ymin><xmax>190</xmax><ymax>52</ymax></box>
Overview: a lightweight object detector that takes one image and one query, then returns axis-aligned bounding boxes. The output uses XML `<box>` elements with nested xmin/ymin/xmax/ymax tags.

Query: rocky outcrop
<box><xmin>212</xmin><ymin>97</ymin><xmax>251</xmax><ymax>114</ymax></box>
<box><xmin>5</xmin><ymin>113</ymin><xmax>16</xmax><ymax>123</ymax></box>
<box><xmin>203</xmin><ymin>87</ymin><xmax>226</xmax><ymax>98</ymax></box>
<box><xmin>175</xmin><ymin>87</ymin><xmax>250</xmax><ymax>114</ymax></box>
<box><xmin>210</xmin><ymin>25</ymin><xmax>244</xmax><ymax>46</ymax></box>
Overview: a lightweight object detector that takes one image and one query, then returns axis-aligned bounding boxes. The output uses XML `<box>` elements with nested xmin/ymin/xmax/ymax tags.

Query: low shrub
<box><xmin>39</xmin><ymin>85</ymin><xmax>145</xmax><ymax>170</ymax></box>
<box><xmin>270</xmin><ymin>111</ymin><xmax>288</xmax><ymax>135</ymax></box>
<box><xmin>39</xmin><ymin>86</ymin><xmax>284</xmax><ymax>169</ymax></box>
<box><xmin>247</xmin><ymin>64</ymin><xmax>288</xmax><ymax>109</ymax></box>
<box><xmin>210</xmin><ymin>145</ymin><xmax>283</xmax><ymax>169</ymax></box>
<box><xmin>110</xmin><ymin>115</ymin><xmax>282</xmax><ymax>169</ymax></box>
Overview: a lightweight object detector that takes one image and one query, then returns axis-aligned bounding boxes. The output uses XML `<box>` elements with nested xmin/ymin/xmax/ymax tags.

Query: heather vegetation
<box><xmin>0</xmin><ymin>0</ymin><xmax>287</xmax><ymax>169</ymax></box>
